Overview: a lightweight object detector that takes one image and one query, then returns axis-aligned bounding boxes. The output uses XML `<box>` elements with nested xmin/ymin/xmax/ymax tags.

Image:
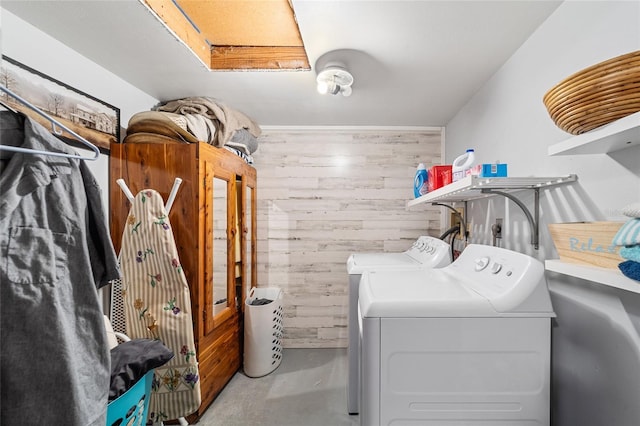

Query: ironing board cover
<box><xmin>120</xmin><ymin>189</ymin><xmax>201</xmax><ymax>422</ymax></box>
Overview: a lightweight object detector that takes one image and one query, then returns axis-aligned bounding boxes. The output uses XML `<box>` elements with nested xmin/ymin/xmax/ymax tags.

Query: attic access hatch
<box><xmin>143</xmin><ymin>0</ymin><xmax>310</xmax><ymax>71</ymax></box>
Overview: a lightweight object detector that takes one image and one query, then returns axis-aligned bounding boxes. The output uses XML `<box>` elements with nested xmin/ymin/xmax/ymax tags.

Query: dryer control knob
<box><xmin>475</xmin><ymin>257</ymin><xmax>490</xmax><ymax>271</ymax></box>
<box><xmin>490</xmin><ymin>262</ymin><xmax>502</xmax><ymax>274</ymax></box>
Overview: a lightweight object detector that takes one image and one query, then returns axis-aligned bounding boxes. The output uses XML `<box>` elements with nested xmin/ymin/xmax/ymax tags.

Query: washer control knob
<box><xmin>490</xmin><ymin>262</ymin><xmax>503</xmax><ymax>274</ymax></box>
<box><xmin>475</xmin><ymin>257</ymin><xmax>490</xmax><ymax>271</ymax></box>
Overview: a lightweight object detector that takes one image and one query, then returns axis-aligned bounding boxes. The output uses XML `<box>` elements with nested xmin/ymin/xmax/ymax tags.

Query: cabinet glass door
<box><xmin>244</xmin><ymin>184</ymin><xmax>253</xmax><ymax>303</ymax></box>
<box><xmin>204</xmin><ymin>164</ymin><xmax>237</xmax><ymax>335</ymax></box>
<box><xmin>212</xmin><ymin>176</ymin><xmax>228</xmax><ymax>317</ymax></box>
<box><xmin>238</xmin><ymin>173</ymin><xmax>256</xmax><ymax>312</ymax></box>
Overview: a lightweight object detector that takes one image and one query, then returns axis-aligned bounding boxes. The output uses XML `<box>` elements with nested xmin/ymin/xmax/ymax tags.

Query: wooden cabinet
<box><xmin>109</xmin><ymin>141</ymin><xmax>257</xmax><ymax>420</ymax></box>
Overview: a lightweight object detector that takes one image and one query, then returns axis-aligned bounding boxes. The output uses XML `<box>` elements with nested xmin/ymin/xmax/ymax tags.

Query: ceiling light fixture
<box><xmin>316</xmin><ymin>62</ymin><xmax>354</xmax><ymax>97</ymax></box>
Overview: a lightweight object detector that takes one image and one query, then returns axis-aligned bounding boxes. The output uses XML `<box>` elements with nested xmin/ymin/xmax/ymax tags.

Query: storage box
<box><xmin>547</xmin><ymin>221</ymin><xmax>624</xmax><ymax>269</ymax></box>
<box><xmin>480</xmin><ymin>163</ymin><xmax>508</xmax><ymax>177</ymax></box>
<box><xmin>428</xmin><ymin>165</ymin><xmax>452</xmax><ymax>192</ymax></box>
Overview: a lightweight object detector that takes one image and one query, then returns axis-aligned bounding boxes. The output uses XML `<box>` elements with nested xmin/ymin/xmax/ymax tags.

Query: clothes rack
<box><xmin>0</xmin><ymin>84</ymin><xmax>101</xmax><ymax>161</ymax></box>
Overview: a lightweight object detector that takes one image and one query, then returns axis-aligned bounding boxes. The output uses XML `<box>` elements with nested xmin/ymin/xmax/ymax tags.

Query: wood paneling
<box><xmin>253</xmin><ymin>129</ymin><xmax>443</xmax><ymax>348</ymax></box>
<box><xmin>176</xmin><ymin>0</ymin><xmax>304</xmax><ymax>46</ymax></box>
<box><xmin>142</xmin><ymin>0</ymin><xmax>211</xmax><ymax>66</ymax></box>
<box><xmin>142</xmin><ymin>0</ymin><xmax>310</xmax><ymax>70</ymax></box>
<box><xmin>210</xmin><ymin>46</ymin><xmax>309</xmax><ymax>71</ymax></box>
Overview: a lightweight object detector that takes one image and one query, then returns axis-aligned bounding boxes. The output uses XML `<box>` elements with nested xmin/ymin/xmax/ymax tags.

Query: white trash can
<box><xmin>244</xmin><ymin>287</ymin><xmax>284</xmax><ymax>378</ymax></box>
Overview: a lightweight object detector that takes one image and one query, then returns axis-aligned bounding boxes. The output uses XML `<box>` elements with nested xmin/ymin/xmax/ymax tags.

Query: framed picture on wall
<box><xmin>0</xmin><ymin>55</ymin><xmax>120</xmax><ymax>154</ymax></box>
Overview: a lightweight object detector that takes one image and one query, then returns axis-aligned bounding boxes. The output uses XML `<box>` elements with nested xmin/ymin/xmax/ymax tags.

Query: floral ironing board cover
<box><xmin>120</xmin><ymin>189</ymin><xmax>201</xmax><ymax>422</ymax></box>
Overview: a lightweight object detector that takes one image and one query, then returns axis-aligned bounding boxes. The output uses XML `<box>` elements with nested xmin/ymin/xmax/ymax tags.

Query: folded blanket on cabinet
<box><xmin>227</xmin><ymin>128</ymin><xmax>259</xmax><ymax>155</ymax></box>
<box><xmin>224</xmin><ymin>146</ymin><xmax>254</xmax><ymax>164</ymax></box>
<box><xmin>155</xmin><ymin>97</ymin><xmax>261</xmax><ymax>148</ymax></box>
<box><xmin>182</xmin><ymin>113</ymin><xmax>217</xmax><ymax>143</ymax></box>
<box><xmin>126</xmin><ymin>108</ymin><xmax>259</xmax><ymax>163</ymax></box>
<box><xmin>127</xmin><ymin>111</ymin><xmax>199</xmax><ymax>143</ymax></box>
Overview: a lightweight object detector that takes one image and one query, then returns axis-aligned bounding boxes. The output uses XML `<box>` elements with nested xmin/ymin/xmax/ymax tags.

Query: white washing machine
<box><xmin>359</xmin><ymin>244</ymin><xmax>555</xmax><ymax>426</ymax></box>
<box><xmin>346</xmin><ymin>236</ymin><xmax>451</xmax><ymax>414</ymax></box>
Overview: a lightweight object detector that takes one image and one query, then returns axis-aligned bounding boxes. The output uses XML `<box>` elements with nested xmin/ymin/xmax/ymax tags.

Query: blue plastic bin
<box><xmin>106</xmin><ymin>369</ymin><xmax>154</xmax><ymax>426</ymax></box>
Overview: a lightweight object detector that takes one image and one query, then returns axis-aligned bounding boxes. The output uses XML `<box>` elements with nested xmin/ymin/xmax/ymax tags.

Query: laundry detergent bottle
<box><xmin>414</xmin><ymin>163</ymin><xmax>428</xmax><ymax>198</ymax></box>
<box><xmin>452</xmin><ymin>149</ymin><xmax>475</xmax><ymax>182</ymax></box>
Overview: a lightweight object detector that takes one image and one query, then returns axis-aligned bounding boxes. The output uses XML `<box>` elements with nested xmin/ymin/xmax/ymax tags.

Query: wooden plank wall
<box><xmin>253</xmin><ymin>129</ymin><xmax>443</xmax><ymax>347</ymax></box>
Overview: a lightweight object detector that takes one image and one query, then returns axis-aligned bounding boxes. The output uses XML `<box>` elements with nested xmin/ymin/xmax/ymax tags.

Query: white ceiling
<box><xmin>3</xmin><ymin>0</ymin><xmax>562</xmax><ymax>127</ymax></box>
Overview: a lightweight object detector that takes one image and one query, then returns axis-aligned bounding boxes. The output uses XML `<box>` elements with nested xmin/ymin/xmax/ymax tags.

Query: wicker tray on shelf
<box><xmin>543</xmin><ymin>50</ymin><xmax>640</xmax><ymax>135</ymax></box>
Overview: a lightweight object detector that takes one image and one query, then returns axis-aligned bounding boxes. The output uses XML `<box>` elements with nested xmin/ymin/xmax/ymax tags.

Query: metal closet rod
<box><xmin>0</xmin><ymin>85</ymin><xmax>101</xmax><ymax>161</ymax></box>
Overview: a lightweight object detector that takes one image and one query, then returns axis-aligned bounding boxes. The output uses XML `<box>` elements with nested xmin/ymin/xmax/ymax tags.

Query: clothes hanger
<box><xmin>0</xmin><ymin>84</ymin><xmax>101</xmax><ymax>161</ymax></box>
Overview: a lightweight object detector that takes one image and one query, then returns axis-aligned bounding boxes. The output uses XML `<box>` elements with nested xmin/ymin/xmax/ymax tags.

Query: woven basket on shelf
<box><xmin>543</xmin><ymin>50</ymin><xmax>640</xmax><ymax>135</ymax></box>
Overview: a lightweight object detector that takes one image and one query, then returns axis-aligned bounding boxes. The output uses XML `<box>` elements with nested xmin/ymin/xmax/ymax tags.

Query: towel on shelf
<box><xmin>612</xmin><ymin>218</ymin><xmax>640</xmax><ymax>246</ymax></box>
<box><xmin>620</xmin><ymin>245</ymin><xmax>640</xmax><ymax>263</ymax></box>
<box><xmin>622</xmin><ymin>202</ymin><xmax>640</xmax><ymax>218</ymax></box>
<box><xmin>618</xmin><ymin>260</ymin><xmax>640</xmax><ymax>282</ymax></box>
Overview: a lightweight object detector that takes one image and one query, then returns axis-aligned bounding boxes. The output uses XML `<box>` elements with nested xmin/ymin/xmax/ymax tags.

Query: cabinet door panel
<box><xmin>212</xmin><ymin>176</ymin><xmax>228</xmax><ymax>316</ymax></box>
<box><xmin>244</xmin><ymin>184</ymin><xmax>253</xmax><ymax>302</ymax></box>
<box><xmin>242</xmin><ymin>175</ymin><xmax>257</xmax><ymax>310</ymax></box>
<box><xmin>204</xmin><ymin>164</ymin><xmax>236</xmax><ymax>335</ymax></box>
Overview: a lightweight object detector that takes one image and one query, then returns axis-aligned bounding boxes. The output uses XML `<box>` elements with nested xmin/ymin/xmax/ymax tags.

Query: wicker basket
<box><xmin>547</xmin><ymin>221</ymin><xmax>624</xmax><ymax>269</ymax></box>
<box><xmin>543</xmin><ymin>51</ymin><xmax>640</xmax><ymax>135</ymax></box>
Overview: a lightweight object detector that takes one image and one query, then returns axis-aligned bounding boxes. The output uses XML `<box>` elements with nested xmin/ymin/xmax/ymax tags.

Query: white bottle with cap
<box><xmin>452</xmin><ymin>149</ymin><xmax>475</xmax><ymax>182</ymax></box>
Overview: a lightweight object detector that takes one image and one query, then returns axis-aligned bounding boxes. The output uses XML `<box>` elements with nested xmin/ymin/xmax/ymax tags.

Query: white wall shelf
<box><xmin>547</xmin><ymin>111</ymin><xmax>640</xmax><ymax>156</ymax></box>
<box><xmin>408</xmin><ymin>175</ymin><xmax>577</xmax><ymax>249</ymax></box>
<box><xmin>407</xmin><ymin>175</ymin><xmax>577</xmax><ymax>206</ymax></box>
<box><xmin>545</xmin><ymin>259</ymin><xmax>640</xmax><ymax>294</ymax></box>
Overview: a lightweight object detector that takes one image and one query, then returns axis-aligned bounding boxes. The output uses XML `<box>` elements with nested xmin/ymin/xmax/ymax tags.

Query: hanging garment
<box><xmin>120</xmin><ymin>189</ymin><xmax>201</xmax><ymax>422</ymax></box>
<box><xmin>0</xmin><ymin>112</ymin><xmax>120</xmax><ymax>426</ymax></box>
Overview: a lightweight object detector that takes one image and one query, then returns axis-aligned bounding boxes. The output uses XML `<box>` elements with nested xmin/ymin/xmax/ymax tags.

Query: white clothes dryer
<box><xmin>346</xmin><ymin>236</ymin><xmax>451</xmax><ymax>414</ymax></box>
<box><xmin>359</xmin><ymin>244</ymin><xmax>555</xmax><ymax>426</ymax></box>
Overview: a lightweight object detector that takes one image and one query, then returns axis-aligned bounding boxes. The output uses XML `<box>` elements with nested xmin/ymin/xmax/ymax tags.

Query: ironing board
<box><xmin>119</xmin><ymin>183</ymin><xmax>201</xmax><ymax>423</ymax></box>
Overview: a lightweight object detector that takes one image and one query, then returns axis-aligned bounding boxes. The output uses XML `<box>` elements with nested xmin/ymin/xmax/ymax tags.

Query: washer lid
<box><xmin>359</xmin><ymin>268</ymin><xmax>496</xmax><ymax>317</ymax></box>
<box><xmin>360</xmin><ymin>244</ymin><xmax>555</xmax><ymax>318</ymax></box>
<box><xmin>347</xmin><ymin>236</ymin><xmax>451</xmax><ymax>273</ymax></box>
<box><xmin>360</xmin><ymin>270</ymin><xmax>554</xmax><ymax>318</ymax></box>
<box><xmin>347</xmin><ymin>252</ymin><xmax>420</xmax><ymax>274</ymax></box>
